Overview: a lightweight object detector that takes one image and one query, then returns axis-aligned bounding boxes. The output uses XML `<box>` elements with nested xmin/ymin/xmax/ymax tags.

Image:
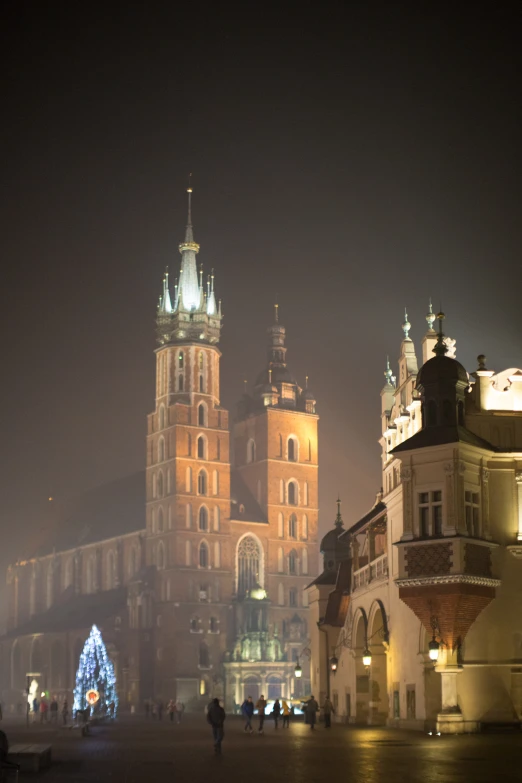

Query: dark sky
<box><xmin>1</xmin><ymin>2</ymin><xmax>521</xmax><ymax>551</ymax></box>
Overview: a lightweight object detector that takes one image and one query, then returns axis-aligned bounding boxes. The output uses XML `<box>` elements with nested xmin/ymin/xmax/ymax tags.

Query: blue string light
<box><xmin>73</xmin><ymin>624</ymin><xmax>118</xmax><ymax>717</ymax></box>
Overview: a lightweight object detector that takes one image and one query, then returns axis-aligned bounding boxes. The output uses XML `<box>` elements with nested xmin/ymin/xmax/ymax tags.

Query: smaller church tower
<box><xmin>233</xmin><ymin>306</ymin><xmax>318</xmax><ymax>678</ymax></box>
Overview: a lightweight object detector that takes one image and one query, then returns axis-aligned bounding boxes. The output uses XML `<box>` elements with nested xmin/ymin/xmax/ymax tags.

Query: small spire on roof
<box><xmin>426</xmin><ymin>298</ymin><xmax>436</xmax><ymax>332</ymax></box>
<box><xmin>402</xmin><ymin>308</ymin><xmax>411</xmax><ymax>340</ymax></box>
<box><xmin>384</xmin><ymin>356</ymin><xmax>395</xmax><ymax>387</ymax></box>
<box><xmin>305</xmin><ymin>375</ymin><xmax>309</xmax><ymax>389</ymax></box>
<box><xmin>433</xmin><ymin>311</ymin><xmax>448</xmax><ymax>356</ymax></box>
<box><xmin>335</xmin><ymin>497</ymin><xmax>343</xmax><ymax>528</ymax></box>
<box><xmin>274</xmin><ymin>303</ymin><xmax>279</xmax><ymax>323</ymax></box>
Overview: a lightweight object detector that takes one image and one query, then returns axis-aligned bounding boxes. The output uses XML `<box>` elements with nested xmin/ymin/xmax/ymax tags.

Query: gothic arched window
<box><xmin>199</xmin><ymin>542</ymin><xmax>209</xmax><ymax>568</ymax></box>
<box><xmin>198</xmin><ymin>403</ymin><xmax>207</xmax><ymax>427</ymax></box>
<box><xmin>237</xmin><ymin>536</ymin><xmax>262</xmax><ymax>598</ymax></box>
<box><xmin>178</xmin><ymin>374</ymin><xmax>184</xmax><ymax>392</ymax></box>
<box><xmin>288</xmin><ymin>550</ymin><xmax>297</xmax><ymax>575</ymax></box>
<box><xmin>198</xmin><ymin>470</ymin><xmax>207</xmax><ymax>495</ymax></box>
<box><xmin>288</xmin><ymin>481</ymin><xmax>297</xmax><ymax>505</ymax></box>
<box><xmin>247</xmin><ymin>439</ymin><xmax>256</xmax><ymax>464</ymax></box>
<box><xmin>197</xmin><ymin>436</ymin><xmax>206</xmax><ymax>459</ymax></box>
<box><xmin>289</xmin><ymin>513</ymin><xmax>297</xmax><ymax>539</ymax></box>
<box><xmin>288</xmin><ymin>437</ymin><xmax>297</xmax><ymax>462</ymax></box>
<box><xmin>178</xmin><ymin>352</ymin><xmax>184</xmax><ymax>369</ymax></box>
<box><xmin>157</xmin><ymin>507</ymin><xmax>164</xmax><ymax>533</ymax></box>
<box><xmin>199</xmin><ymin>506</ymin><xmax>208</xmax><ymax>531</ymax></box>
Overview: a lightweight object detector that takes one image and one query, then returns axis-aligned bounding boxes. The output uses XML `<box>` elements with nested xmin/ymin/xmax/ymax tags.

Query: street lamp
<box><xmin>428</xmin><ymin>638</ymin><xmax>440</xmax><ymax>662</ymax></box>
<box><xmin>362</xmin><ymin>648</ymin><xmax>372</xmax><ymax>667</ymax></box>
<box><xmin>294</xmin><ymin>659</ymin><xmax>302</xmax><ymax>678</ymax></box>
<box><xmin>329</xmin><ymin>656</ymin><xmax>338</xmax><ymax>673</ymax></box>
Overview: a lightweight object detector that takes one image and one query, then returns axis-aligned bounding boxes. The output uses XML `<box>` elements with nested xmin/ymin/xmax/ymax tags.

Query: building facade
<box><xmin>309</xmin><ymin>308</ymin><xmax>522</xmax><ymax>733</ymax></box>
<box><xmin>0</xmin><ymin>191</ymin><xmax>318</xmax><ymax>713</ymax></box>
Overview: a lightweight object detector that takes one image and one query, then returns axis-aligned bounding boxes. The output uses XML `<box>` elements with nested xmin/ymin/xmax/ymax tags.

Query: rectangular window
<box><xmin>289</xmin><ymin>588</ymin><xmax>297</xmax><ymax>607</ymax></box>
<box><xmin>465</xmin><ymin>491</ymin><xmax>480</xmax><ymax>536</ymax></box>
<box><xmin>406</xmin><ymin>685</ymin><xmax>416</xmax><ymax>719</ymax></box>
<box><xmin>418</xmin><ymin>491</ymin><xmax>443</xmax><ymax>537</ymax></box>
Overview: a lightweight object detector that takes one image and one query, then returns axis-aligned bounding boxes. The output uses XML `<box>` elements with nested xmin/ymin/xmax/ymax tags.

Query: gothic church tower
<box><xmin>145</xmin><ymin>187</ymin><xmax>232</xmax><ymax>701</ymax></box>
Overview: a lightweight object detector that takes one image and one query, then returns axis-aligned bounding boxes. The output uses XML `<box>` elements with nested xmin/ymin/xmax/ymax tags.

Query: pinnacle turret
<box><xmin>156</xmin><ymin>182</ymin><xmax>222</xmax><ymax>346</ymax></box>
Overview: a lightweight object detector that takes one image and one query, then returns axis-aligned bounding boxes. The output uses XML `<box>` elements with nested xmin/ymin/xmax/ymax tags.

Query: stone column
<box><xmin>444</xmin><ymin>461</ymin><xmax>457</xmax><ymax>535</ymax></box>
<box><xmin>435</xmin><ymin>650</ymin><xmax>478</xmax><ymax>734</ymax></box>
<box><xmin>482</xmin><ymin>466</ymin><xmax>491</xmax><ymax>539</ymax></box>
<box><xmin>516</xmin><ymin>472</ymin><xmax>522</xmax><ymax>541</ymax></box>
<box><xmin>400</xmin><ymin>467</ymin><xmax>414</xmax><ymax>541</ymax></box>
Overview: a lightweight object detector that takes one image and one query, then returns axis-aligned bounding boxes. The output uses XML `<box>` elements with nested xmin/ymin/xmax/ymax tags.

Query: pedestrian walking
<box><xmin>175</xmin><ymin>700</ymin><xmax>184</xmax><ymax>723</ymax></box>
<box><xmin>157</xmin><ymin>699</ymin><xmax>164</xmax><ymax>721</ymax></box>
<box><xmin>255</xmin><ymin>695</ymin><xmax>267</xmax><ymax>734</ymax></box>
<box><xmin>50</xmin><ymin>697</ymin><xmax>58</xmax><ymax>724</ymax></box>
<box><xmin>241</xmin><ymin>696</ymin><xmax>254</xmax><ymax>733</ymax></box>
<box><xmin>62</xmin><ymin>699</ymin><xmax>69</xmax><ymax>726</ymax></box>
<box><xmin>305</xmin><ymin>695</ymin><xmax>319</xmax><ymax>729</ymax></box>
<box><xmin>39</xmin><ymin>698</ymin><xmax>48</xmax><ymax>724</ymax></box>
<box><xmin>206</xmin><ymin>698</ymin><xmax>226</xmax><ymax>754</ymax></box>
<box><xmin>272</xmin><ymin>699</ymin><xmax>281</xmax><ymax>729</ymax></box>
<box><xmin>322</xmin><ymin>696</ymin><xmax>334</xmax><ymax>728</ymax></box>
<box><xmin>168</xmin><ymin>700</ymin><xmax>175</xmax><ymax>722</ymax></box>
<box><xmin>282</xmin><ymin>700</ymin><xmax>291</xmax><ymax>728</ymax></box>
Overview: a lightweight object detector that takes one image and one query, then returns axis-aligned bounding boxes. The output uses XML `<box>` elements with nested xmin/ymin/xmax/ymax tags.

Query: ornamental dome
<box><xmin>417</xmin><ymin>354</ymin><xmax>468</xmax><ymax>388</ymax></box>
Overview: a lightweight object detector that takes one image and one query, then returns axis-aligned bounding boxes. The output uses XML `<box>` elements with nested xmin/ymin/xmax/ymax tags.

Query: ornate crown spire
<box><xmin>335</xmin><ymin>497</ymin><xmax>344</xmax><ymax>529</ymax></box>
<box><xmin>178</xmin><ymin>177</ymin><xmax>201</xmax><ymax>311</ymax></box>
<box><xmin>402</xmin><ymin>308</ymin><xmax>411</xmax><ymax>340</ymax></box>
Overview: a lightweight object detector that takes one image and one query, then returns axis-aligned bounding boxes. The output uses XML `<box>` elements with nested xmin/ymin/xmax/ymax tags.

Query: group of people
<box><xmin>31</xmin><ymin>696</ymin><xmax>69</xmax><ymax>725</ymax></box>
<box><xmin>206</xmin><ymin>694</ymin><xmax>335</xmax><ymax>753</ymax></box>
<box><xmin>240</xmin><ymin>696</ymin><xmax>294</xmax><ymax>733</ymax></box>
<box><xmin>144</xmin><ymin>698</ymin><xmax>185</xmax><ymax>723</ymax></box>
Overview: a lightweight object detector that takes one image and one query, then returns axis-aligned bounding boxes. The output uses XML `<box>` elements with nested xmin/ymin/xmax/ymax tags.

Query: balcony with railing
<box><xmin>352</xmin><ymin>553</ymin><xmax>389</xmax><ymax>592</ymax></box>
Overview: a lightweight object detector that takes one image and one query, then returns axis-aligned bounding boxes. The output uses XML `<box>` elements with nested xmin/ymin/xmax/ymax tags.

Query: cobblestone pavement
<box><xmin>2</xmin><ymin>714</ymin><xmax>522</xmax><ymax>782</ymax></box>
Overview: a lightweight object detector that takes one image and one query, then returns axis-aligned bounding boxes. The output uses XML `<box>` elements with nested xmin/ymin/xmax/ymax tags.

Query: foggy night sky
<box><xmin>0</xmin><ymin>3</ymin><xmax>521</xmax><ymax>565</ymax></box>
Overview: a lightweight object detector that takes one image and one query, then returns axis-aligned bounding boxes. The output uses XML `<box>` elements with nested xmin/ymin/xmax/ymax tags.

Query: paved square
<box><xmin>2</xmin><ymin>714</ymin><xmax>522</xmax><ymax>782</ymax></box>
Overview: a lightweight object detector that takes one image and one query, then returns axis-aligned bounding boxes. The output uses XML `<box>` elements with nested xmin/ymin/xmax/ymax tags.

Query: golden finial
<box><xmin>187</xmin><ymin>172</ymin><xmax>193</xmax><ymax>193</ymax></box>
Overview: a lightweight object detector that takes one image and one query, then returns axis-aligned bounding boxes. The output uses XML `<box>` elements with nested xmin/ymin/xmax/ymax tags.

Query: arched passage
<box><xmin>353</xmin><ymin>609</ymin><xmax>369</xmax><ymax>723</ymax></box>
<box><xmin>367</xmin><ymin>601</ymin><xmax>389</xmax><ymax>725</ymax></box>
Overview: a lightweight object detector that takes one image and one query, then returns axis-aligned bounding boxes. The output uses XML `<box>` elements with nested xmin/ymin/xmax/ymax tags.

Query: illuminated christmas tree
<box><xmin>73</xmin><ymin>625</ymin><xmax>118</xmax><ymax>717</ymax></box>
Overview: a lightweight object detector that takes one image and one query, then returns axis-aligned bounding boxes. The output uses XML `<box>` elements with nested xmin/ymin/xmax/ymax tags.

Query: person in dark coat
<box><xmin>305</xmin><ymin>696</ymin><xmax>319</xmax><ymax>729</ymax></box>
<box><xmin>255</xmin><ymin>695</ymin><xmax>267</xmax><ymax>734</ymax></box>
<box><xmin>241</xmin><ymin>696</ymin><xmax>254</xmax><ymax>733</ymax></box>
<box><xmin>322</xmin><ymin>697</ymin><xmax>334</xmax><ymax>728</ymax></box>
<box><xmin>206</xmin><ymin>698</ymin><xmax>226</xmax><ymax>753</ymax></box>
<box><xmin>272</xmin><ymin>699</ymin><xmax>281</xmax><ymax>729</ymax></box>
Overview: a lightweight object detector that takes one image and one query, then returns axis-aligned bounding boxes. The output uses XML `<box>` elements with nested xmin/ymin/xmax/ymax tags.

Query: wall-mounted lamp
<box><xmin>362</xmin><ymin>648</ymin><xmax>372</xmax><ymax>667</ymax></box>
<box><xmin>294</xmin><ymin>659</ymin><xmax>302</xmax><ymax>678</ymax></box>
<box><xmin>329</xmin><ymin>656</ymin><xmax>338</xmax><ymax>673</ymax></box>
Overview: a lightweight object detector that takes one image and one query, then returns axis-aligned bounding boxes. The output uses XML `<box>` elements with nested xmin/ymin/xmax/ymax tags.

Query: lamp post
<box><xmin>429</xmin><ymin>614</ymin><xmax>441</xmax><ymax>663</ymax></box>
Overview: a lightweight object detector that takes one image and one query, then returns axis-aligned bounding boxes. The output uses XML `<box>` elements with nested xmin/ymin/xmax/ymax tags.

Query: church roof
<box><xmin>343</xmin><ymin>501</ymin><xmax>387</xmax><ymax>536</ymax></box>
<box><xmin>16</xmin><ymin>472</ymin><xmax>146</xmax><ymax>561</ymax></box>
<box><xmin>391</xmin><ymin>426</ymin><xmax>495</xmax><ymax>453</ymax></box>
<box><xmin>230</xmin><ymin>471</ymin><xmax>267</xmax><ymax>523</ymax></box>
<box><xmin>1</xmin><ymin>586</ymin><xmax>127</xmax><ymax>639</ymax></box>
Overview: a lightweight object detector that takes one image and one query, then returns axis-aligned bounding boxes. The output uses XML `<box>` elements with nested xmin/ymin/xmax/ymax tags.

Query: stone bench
<box><xmin>7</xmin><ymin>744</ymin><xmax>52</xmax><ymax>772</ymax></box>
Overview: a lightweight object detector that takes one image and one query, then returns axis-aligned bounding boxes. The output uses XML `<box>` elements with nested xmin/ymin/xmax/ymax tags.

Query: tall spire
<box><xmin>178</xmin><ymin>178</ymin><xmax>201</xmax><ymax>311</ymax></box>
